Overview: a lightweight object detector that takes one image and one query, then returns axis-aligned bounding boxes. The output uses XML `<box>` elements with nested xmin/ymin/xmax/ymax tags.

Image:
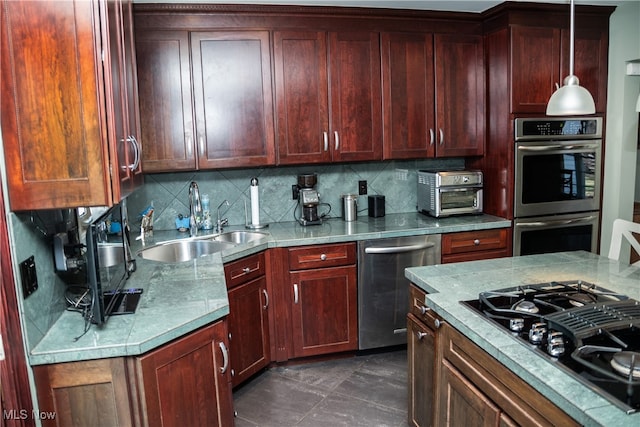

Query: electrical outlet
<box><xmin>358</xmin><ymin>180</ymin><xmax>367</xmax><ymax>195</ymax></box>
<box><xmin>20</xmin><ymin>256</ymin><xmax>38</xmax><ymax>298</ymax></box>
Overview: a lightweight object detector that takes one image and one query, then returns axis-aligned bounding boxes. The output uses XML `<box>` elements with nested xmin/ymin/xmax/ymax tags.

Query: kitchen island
<box><xmin>405</xmin><ymin>251</ymin><xmax>640</xmax><ymax>427</ymax></box>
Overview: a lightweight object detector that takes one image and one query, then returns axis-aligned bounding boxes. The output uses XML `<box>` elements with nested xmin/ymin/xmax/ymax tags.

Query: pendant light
<box><xmin>546</xmin><ymin>0</ymin><xmax>596</xmax><ymax>116</ymax></box>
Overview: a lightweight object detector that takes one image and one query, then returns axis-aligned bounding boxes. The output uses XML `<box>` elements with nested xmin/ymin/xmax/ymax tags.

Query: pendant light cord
<box><xmin>569</xmin><ymin>0</ymin><xmax>575</xmax><ymax>77</ymax></box>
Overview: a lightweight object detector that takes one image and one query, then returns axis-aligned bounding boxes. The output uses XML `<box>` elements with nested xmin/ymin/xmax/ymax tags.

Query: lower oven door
<box><xmin>514</xmin><ymin>212</ymin><xmax>599</xmax><ymax>256</ymax></box>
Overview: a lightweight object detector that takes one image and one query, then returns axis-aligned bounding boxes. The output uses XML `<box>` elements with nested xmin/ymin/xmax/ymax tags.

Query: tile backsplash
<box><xmin>15</xmin><ymin>157</ymin><xmax>463</xmax><ymax>353</ymax></box>
<box><xmin>127</xmin><ymin>158</ymin><xmax>464</xmax><ymax>232</ymax></box>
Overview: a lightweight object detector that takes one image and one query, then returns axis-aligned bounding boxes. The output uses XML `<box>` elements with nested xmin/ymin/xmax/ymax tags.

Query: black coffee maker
<box><xmin>294</xmin><ymin>173</ymin><xmax>322</xmax><ymax>226</ymax></box>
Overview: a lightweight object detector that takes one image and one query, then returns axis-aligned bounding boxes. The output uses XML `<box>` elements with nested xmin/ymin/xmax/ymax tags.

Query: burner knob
<box><xmin>509</xmin><ymin>318</ymin><xmax>525</xmax><ymax>332</ymax></box>
<box><xmin>546</xmin><ymin>331</ymin><xmax>565</xmax><ymax>358</ymax></box>
<box><xmin>528</xmin><ymin>322</ymin><xmax>547</xmax><ymax>345</ymax></box>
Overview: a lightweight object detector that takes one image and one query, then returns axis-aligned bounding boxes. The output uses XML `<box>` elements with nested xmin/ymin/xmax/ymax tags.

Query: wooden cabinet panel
<box><xmin>33</xmin><ymin>359</ymin><xmax>134</xmax><ymax>427</ymax></box>
<box><xmin>441</xmin><ymin>323</ymin><xmax>580</xmax><ymax>426</ymax></box>
<box><xmin>274</xmin><ymin>31</ymin><xmax>331</xmax><ymax>164</ymax></box>
<box><xmin>381</xmin><ymin>32</ymin><xmax>435</xmax><ymax>159</ymax></box>
<box><xmin>191</xmin><ymin>31</ymin><xmax>275</xmax><ymax>169</ymax></box>
<box><xmin>328</xmin><ymin>31</ymin><xmax>382</xmax><ymax>162</ymax></box>
<box><xmin>228</xmin><ymin>276</ymin><xmax>270</xmax><ymax>387</ymax></box>
<box><xmin>442</xmin><ymin>229</ymin><xmax>511</xmax><ymax>264</ymax></box>
<box><xmin>510</xmin><ymin>25</ymin><xmax>561</xmax><ymax>113</ymax></box>
<box><xmin>288</xmin><ymin>242</ymin><xmax>356</xmax><ymax>270</ymax></box>
<box><xmin>137</xmin><ymin>320</ymin><xmax>233</xmax><ymax>427</ymax></box>
<box><xmin>135</xmin><ymin>30</ymin><xmax>196</xmax><ymax>171</ymax></box>
<box><xmin>290</xmin><ymin>265</ymin><xmax>358</xmax><ymax>357</ymax></box>
<box><xmin>407</xmin><ymin>313</ymin><xmax>438</xmax><ymax>427</ymax></box>
<box><xmin>439</xmin><ymin>360</ymin><xmax>501</xmax><ymax>427</ymax></box>
<box><xmin>1</xmin><ymin>0</ymin><xmax>108</xmax><ymax>209</ymax></box>
<box><xmin>434</xmin><ymin>33</ymin><xmax>485</xmax><ymax>157</ymax></box>
<box><xmin>1</xmin><ymin>0</ymin><xmax>142</xmax><ymax>210</ymax></box>
<box><xmin>382</xmin><ymin>32</ymin><xmax>484</xmax><ymax>159</ymax></box>
<box><xmin>273</xmin><ymin>30</ymin><xmax>381</xmax><ymax>164</ymax></box>
<box><xmin>224</xmin><ymin>251</ymin><xmax>266</xmax><ymax>289</ymax></box>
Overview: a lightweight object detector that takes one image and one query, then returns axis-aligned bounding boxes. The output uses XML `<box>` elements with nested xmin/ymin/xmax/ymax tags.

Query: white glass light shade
<box><xmin>546</xmin><ymin>75</ymin><xmax>596</xmax><ymax>116</ymax></box>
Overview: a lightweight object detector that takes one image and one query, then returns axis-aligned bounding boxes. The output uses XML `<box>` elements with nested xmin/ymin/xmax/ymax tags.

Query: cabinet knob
<box><xmin>320</xmin><ymin>253</ymin><xmax>327</xmax><ymax>261</ymax></box>
<box><xmin>434</xmin><ymin>319</ymin><xmax>442</xmax><ymax>329</ymax></box>
<box><xmin>420</xmin><ymin>305</ymin><xmax>430</xmax><ymax>315</ymax></box>
<box><xmin>416</xmin><ymin>331</ymin><xmax>428</xmax><ymax>340</ymax></box>
<box><xmin>242</xmin><ymin>267</ymin><xmax>251</xmax><ymax>274</ymax></box>
<box><xmin>474</xmin><ymin>239</ymin><xmax>481</xmax><ymax>246</ymax></box>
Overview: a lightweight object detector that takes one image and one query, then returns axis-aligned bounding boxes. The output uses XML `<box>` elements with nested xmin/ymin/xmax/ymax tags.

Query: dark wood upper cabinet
<box><xmin>135</xmin><ymin>30</ymin><xmax>197</xmax><ymax>171</ymax></box>
<box><xmin>191</xmin><ymin>31</ymin><xmax>276</xmax><ymax>169</ymax></box>
<box><xmin>508</xmin><ymin>21</ymin><xmax>609</xmax><ymax>114</ymax></box>
<box><xmin>274</xmin><ymin>30</ymin><xmax>382</xmax><ymax>164</ymax></box>
<box><xmin>1</xmin><ymin>0</ymin><xmax>142</xmax><ymax>210</ymax></box>
<box><xmin>381</xmin><ymin>32</ymin><xmax>484</xmax><ymax>159</ymax></box>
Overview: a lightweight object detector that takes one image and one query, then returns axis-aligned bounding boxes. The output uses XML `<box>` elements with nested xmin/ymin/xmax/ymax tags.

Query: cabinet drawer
<box><xmin>288</xmin><ymin>243</ymin><xmax>356</xmax><ymax>270</ymax></box>
<box><xmin>224</xmin><ymin>252</ymin><xmax>265</xmax><ymax>289</ymax></box>
<box><xmin>442</xmin><ymin>229</ymin><xmax>508</xmax><ymax>255</ymax></box>
<box><xmin>409</xmin><ymin>284</ymin><xmax>441</xmax><ymax>330</ymax></box>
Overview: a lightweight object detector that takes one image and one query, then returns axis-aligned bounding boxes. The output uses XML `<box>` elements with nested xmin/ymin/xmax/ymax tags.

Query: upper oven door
<box><xmin>514</xmin><ymin>139</ymin><xmax>601</xmax><ymax>218</ymax></box>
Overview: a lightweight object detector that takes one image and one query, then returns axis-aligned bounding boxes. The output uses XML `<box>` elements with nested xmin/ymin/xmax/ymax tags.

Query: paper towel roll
<box><xmin>250</xmin><ymin>178</ymin><xmax>260</xmax><ymax>225</ymax></box>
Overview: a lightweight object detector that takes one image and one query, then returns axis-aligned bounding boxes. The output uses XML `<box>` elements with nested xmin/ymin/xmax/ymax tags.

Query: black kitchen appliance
<box><xmin>294</xmin><ymin>173</ymin><xmax>323</xmax><ymax>226</ymax></box>
<box><xmin>462</xmin><ymin>280</ymin><xmax>640</xmax><ymax>414</ymax></box>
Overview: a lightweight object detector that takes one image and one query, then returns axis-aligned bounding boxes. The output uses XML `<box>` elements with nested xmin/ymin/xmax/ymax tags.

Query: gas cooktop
<box><xmin>462</xmin><ymin>280</ymin><xmax>640</xmax><ymax>414</ymax></box>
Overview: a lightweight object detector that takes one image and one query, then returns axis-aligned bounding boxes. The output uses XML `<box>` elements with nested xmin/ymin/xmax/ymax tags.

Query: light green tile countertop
<box><xmin>30</xmin><ymin>212</ymin><xmax>509</xmax><ymax>366</ymax></box>
<box><xmin>405</xmin><ymin>251</ymin><xmax>640</xmax><ymax>427</ymax></box>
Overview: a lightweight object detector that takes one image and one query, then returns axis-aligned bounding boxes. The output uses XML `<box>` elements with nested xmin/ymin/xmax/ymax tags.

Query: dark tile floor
<box><xmin>233</xmin><ymin>348</ymin><xmax>408</xmax><ymax>427</ymax></box>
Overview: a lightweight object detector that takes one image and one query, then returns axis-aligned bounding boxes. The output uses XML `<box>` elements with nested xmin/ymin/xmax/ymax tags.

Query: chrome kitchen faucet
<box><xmin>188</xmin><ymin>181</ymin><xmax>202</xmax><ymax>237</ymax></box>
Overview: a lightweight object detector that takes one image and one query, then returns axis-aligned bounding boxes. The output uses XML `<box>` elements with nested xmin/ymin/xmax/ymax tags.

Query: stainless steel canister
<box><xmin>342</xmin><ymin>194</ymin><xmax>358</xmax><ymax>221</ymax></box>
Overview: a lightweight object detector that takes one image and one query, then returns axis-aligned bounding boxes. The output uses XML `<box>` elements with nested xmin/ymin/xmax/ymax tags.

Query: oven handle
<box><xmin>365</xmin><ymin>242</ymin><xmax>435</xmax><ymax>254</ymax></box>
<box><xmin>517</xmin><ymin>215</ymin><xmax>598</xmax><ymax>228</ymax></box>
<box><xmin>517</xmin><ymin>142</ymin><xmax>599</xmax><ymax>152</ymax></box>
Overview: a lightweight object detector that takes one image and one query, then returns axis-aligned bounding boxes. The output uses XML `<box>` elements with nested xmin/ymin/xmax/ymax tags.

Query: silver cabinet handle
<box><xmin>242</xmin><ymin>267</ymin><xmax>251</xmax><ymax>274</ymax></box>
<box><xmin>231</xmin><ymin>369</ymin><xmax>235</xmax><ymax>377</ymax></box>
<box><xmin>219</xmin><ymin>341</ymin><xmax>229</xmax><ymax>374</ymax></box>
<box><xmin>429</xmin><ymin>129</ymin><xmax>434</xmax><ymax>145</ymax></box>
<box><xmin>186</xmin><ymin>134</ymin><xmax>193</xmax><ymax>156</ymax></box>
<box><xmin>262</xmin><ymin>289</ymin><xmax>269</xmax><ymax>309</ymax></box>
<box><xmin>323</xmin><ymin>132</ymin><xmax>328</xmax><ymax>151</ymax></box>
<box><xmin>365</xmin><ymin>242</ymin><xmax>435</xmax><ymax>254</ymax></box>
<box><xmin>293</xmin><ymin>284</ymin><xmax>299</xmax><ymax>304</ymax></box>
<box><xmin>334</xmin><ymin>131</ymin><xmax>339</xmax><ymax>150</ymax></box>
<box><xmin>474</xmin><ymin>239</ymin><xmax>481</xmax><ymax>246</ymax></box>
<box><xmin>434</xmin><ymin>319</ymin><xmax>442</xmax><ymax>329</ymax></box>
<box><xmin>419</xmin><ymin>305</ymin><xmax>430</xmax><ymax>315</ymax></box>
<box><xmin>416</xmin><ymin>331</ymin><xmax>428</xmax><ymax>340</ymax></box>
<box><xmin>126</xmin><ymin>135</ymin><xmax>141</xmax><ymax>171</ymax></box>
<box><xmin>320</xmin><ymin>253</ymin><xmax>327</xmax><ymax>261</ymax></box>
<box><xmin>439</xmin><ymin>129</ymin><xmax>444</xmax><ymax>145</ymax></box>
<box><xmin>198</xmin><ymin>136</ymin><xmax>205</xmax><ymax>156</ymax></box>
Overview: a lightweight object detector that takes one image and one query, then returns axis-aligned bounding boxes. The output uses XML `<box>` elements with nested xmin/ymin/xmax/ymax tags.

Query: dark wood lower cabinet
<box><xmin>407</xmin><ymin>314</ymin><xmax>437</xmax><ymax>427</ymax></box>
<box><xmin>33</xmin><ymin>320</ymin><xmax>234</xmax><ymax>427</ymax></box>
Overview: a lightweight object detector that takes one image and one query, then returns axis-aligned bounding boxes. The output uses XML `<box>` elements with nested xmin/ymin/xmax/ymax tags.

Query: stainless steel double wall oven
<box><xmin>513</xmin><ymin>117</ymin><xmax>603</xmax><ymax>256</ymax></box>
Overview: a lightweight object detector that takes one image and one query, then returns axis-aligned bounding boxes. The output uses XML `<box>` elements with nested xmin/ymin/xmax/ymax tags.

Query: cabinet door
<box><xmin>135</xmin><ymin>30</ymin><xmax>196</xmax><ymax>171</ymax></box>
<box><xmin>1</xmin><ymin>0</ymin><xmax>110</xmax><ymax>209</ymax></box>
<box><xmin>137</xmin><ymin>320</ymin><xmax>233</xmax><ymax>427</ymax></box>
<box><xmin>328</xmin><ymin>31</ymin><xmax>383</xmax><ymax>162</ymax></box>
<box><xmin>33</xmin><ymin>359</ymin><xmax>134</xmax><ymax>427</ymax></box>
<box><xmin>438</xmin><ymin>360</ymin><xmax>501</xmax><ymax>427</ymax></box>
<box><xmin>510</xmin><ymin>26</ymin><xmax>561</xmax><ymax>113</ymax></box>
<box><xmin>381</xmin><ymin>32</ymin><xmax>435</xmax><ymax>159</ymax></box>
<box><xmin>562</xmin><ymin>27</ymin><xmax>609</xmax><ymax>113</ymax></box>
<box><xmin>407</xmin><ymin>314</ymin><xmax>437</xmax><ymax>427</ymax></box>
<box><xmin>191</xmin><ymin>31</ymin><xmax>275</xmax><ymax>169</ymax></box>
<box><xmin>228</xmin><ymin>276</ymin><xmax>270</xmax><ymax>388</ymax></box>
<box><xmin>434</xmin><ymin>33</ymin><xmax>485</xmax><ymax>157</ymax></box>
<box><xmin>105</xmin><ymin>0</ymin><xmax>142</xmax><ymax>200</ymax></box>
<box><xmin>290</xmin><ymin>265</ymin><xmax>358</xmax><ymax>357</ymax></box>
<box><xmin>274</xmin><ymin>31</ymin><xmax>331</xmax><ymax>165</ymax></box>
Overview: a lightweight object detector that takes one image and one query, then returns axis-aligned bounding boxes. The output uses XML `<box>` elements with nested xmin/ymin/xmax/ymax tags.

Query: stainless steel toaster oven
<box><xmin>417</xmin><ymin>170</ymin><xmax>483</xmax><ymax>217</ymax></box>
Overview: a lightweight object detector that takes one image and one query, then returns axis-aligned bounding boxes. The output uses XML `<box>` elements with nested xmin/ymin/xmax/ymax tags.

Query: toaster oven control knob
<box><xmin>528</xmin><ymin>322</ymin><xmax>547</xmax><ymax>345</ymax></box>
<box><xmin>547</xmin><ymin>331</ymin><xmax>565</xmax><ymax>358</ymax></box>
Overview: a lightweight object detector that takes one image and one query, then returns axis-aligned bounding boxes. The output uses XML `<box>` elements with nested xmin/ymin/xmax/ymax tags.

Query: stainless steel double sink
<box><xmin>137</xmin><ymin>231</ymin><xmax>267</xmax><ymax>263</ymax></box>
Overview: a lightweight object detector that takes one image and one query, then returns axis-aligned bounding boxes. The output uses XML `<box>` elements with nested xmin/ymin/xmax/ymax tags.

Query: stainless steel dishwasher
<box><xmin>357</xmin><ymin>234</ymin><xmax>441</xmax><ymax>350</ymax></box>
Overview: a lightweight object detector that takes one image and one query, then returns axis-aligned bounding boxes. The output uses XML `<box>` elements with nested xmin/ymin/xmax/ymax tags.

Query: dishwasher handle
<box><xmin>364</xmin><ymin>242</ymin><xmax>435</xmax><ymax>255</ymax></box>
